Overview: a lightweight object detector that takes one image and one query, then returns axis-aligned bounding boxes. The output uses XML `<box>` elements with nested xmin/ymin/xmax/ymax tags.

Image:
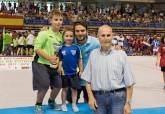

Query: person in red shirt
<box><xmin>156</xmin><ymin>36</ymin><xmax>165</xmax><ymax>89</ymax></box>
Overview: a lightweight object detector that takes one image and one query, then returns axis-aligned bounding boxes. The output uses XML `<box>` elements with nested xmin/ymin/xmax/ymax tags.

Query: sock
<box><xmin>36</xmin><ymin>102</ymin><xmax>42</xmax><ymax>106</ymax></box>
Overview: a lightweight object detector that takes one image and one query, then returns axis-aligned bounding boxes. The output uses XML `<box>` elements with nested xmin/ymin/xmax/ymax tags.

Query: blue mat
<box><xmin>133</xmin><ymin>107</ymin><xmax>165</xmax><ymax>114</ymax></box>
<box><xmin>0</xmin><ymin>103</ymin><xmax>165</xmax><ymax>114</ymax></box>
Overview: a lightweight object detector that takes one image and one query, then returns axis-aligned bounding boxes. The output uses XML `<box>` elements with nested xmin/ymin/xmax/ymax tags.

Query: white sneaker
<box><xmin>61</xmin><ymin>104</ymin><xmax>67</xmax><ymax>112</ymax></box>
<box><xmin>72</xmin><ymin>104</ymin><xmax>79</xmax><ymax>112</ymax></box>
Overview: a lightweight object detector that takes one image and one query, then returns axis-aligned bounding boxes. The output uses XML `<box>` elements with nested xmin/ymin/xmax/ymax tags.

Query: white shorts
<box><xmin>153</xmin><ymin>48</ymin><xmax>158</xmax><ymax>52</ymax></box>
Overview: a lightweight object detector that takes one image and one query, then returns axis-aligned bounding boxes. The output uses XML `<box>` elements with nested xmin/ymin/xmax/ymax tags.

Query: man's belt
<box><xmin>93</xmin><ymin>88</ymin><xmax>126</xmax><ymax>95</ymax></box>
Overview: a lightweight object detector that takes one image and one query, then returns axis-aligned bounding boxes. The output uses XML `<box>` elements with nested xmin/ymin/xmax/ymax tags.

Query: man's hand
<box><xmin>124</xmin><ymin>103</ymin><xmax>131</xmax><ymax>114</ymax></box>
<box><xmin>88</xmin><ymin>95</ymin><xmax>98</xmax><ymax>111</ymax></box>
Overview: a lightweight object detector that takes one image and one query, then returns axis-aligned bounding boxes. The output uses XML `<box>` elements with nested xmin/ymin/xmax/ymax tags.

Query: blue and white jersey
<box><xmin>58</xmin><ymin>45</ymin><xmax>81</xmax><ymax>76</ymax></box>
<box><xmin>152</xmin><ymin>40</ymin><xmax>160</xmax><ymax>49</ymax></box>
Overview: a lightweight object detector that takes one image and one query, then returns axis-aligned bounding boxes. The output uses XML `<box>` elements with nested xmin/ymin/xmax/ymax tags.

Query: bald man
<box><xmin>81</xmin><ymin>25</ymin><xmax>135</xmax><ymax>114</ymax></box>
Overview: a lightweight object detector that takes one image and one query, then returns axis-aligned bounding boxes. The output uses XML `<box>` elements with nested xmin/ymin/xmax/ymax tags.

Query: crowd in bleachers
<box><xmin>0</xmin><ymin>1</ymin><xmax>48</xmax><ymax>19</ymax></box>
<box><xmin>76</xmin><ymin>4</ymin><xmax>165</xmax><ymax>24</ymax></box>
<box><xmin>0</xmin><ymin>1</ymin><xmax>165</xmax><ymax>24</ymax></box>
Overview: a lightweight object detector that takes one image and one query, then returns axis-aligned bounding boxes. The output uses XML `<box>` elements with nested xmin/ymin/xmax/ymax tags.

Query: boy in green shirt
<box><xmin>3</xmin><ymin>30</ymin><xmax>12</xmax><ymax>55</ymax></box>
<box><xmin>33</xmin><ymin>9</ymin><xmax>64</xmax><ymax>114</ymax></box>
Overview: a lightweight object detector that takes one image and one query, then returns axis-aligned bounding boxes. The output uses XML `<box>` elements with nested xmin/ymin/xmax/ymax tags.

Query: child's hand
<box><xmin>57</xmin><ymin>67</ymin><xmax>62</xmax><ymax>75</ymax></box>
<box><xmin>57</xmin><ymin>69</ymin><xmax>61</xmax><ymax>75</ymax></box>
<box><xmin>51</xmin><ymin>57</ymin><xmax>60</xmax><ymax>69</ymax></box>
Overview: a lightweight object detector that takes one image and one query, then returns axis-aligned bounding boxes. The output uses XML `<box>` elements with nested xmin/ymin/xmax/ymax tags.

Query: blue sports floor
<box><xmin>0</xmin><ymin>104</ymin><xmax>165</xmax><ymax>114</ymax></box>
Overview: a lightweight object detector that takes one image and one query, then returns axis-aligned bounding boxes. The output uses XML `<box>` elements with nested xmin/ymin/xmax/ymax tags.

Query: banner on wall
<box><xmin>0</xmin><ymin>57</ymin><xmax>33</xmax><ymax>70</ymax></box>
<box><xmin>0</xmin><ymin>15</ymin><xmax>24</xmax><ymax>29</ymax></box>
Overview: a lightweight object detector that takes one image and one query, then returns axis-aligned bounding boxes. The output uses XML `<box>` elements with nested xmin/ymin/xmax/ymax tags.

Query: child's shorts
<box><xmin>62</xmin><ymin>73</ymin><xmax>80</xmax><ymax>89</ymax></box>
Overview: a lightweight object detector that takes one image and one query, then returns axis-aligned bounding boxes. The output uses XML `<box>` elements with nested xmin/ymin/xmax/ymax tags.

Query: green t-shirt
<box><xmin>34</xmin><ymin>28</ymin><xmax>63</xmax><ymax>65</ymax></box>
<box><xmin>3</xmin><ymin>33</ymin><xmax>12</xmax><ymax>45</ymax></box>
<box><xmin>13</xmin><ymin>38</ymin><xmax>18</xmax><ymax>47</ymax></box>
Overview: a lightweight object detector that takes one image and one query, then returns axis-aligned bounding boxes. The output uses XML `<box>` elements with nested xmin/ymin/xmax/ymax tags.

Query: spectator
<box><xmin>17</xmin><ymin>33</ymin><xmax>25</xmax><ymax>56</ymax></box>
<box><xmin>14</xmin><ymin>1</ymin><xmax>16</xmax><ymax>10</ymax></box>
<box><xmin>3</xmin><ymin>30</ymin><xmax>12</xmax><ymax>56</ymax></box>
<box><xmin>8</xmin><ymin>1</ymin><xmax>12</xmax><ymax>10</ymax></box>
<box><xmin>156</xmin><ymin>36</ymin><xmax>165</xmax><ymax>89</ymax></box>
<box><xmin>26</xmin><ymin>31</ymin><xmax>35</xmax><ymax>55</ymax></box>
<box><xmin>152</xmin><ymin>36</ymin><xmax>160</xmax><ymax>56</ymax></box>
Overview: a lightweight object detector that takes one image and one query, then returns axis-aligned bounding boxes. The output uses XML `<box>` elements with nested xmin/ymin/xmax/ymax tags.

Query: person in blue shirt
<box><xmin>152</xmin><ymin>36</ymin><xmax>160</xmax><ymax>56</ymax></box>
<box><xmin>67</xmin><ymin>21</ymin><xmax>100</xmax><ymax>103</ymax></box>
<box><xmin>58</xmin><ymin>29</ymin><xmax>83</xmax><ymax>112</ymax></box>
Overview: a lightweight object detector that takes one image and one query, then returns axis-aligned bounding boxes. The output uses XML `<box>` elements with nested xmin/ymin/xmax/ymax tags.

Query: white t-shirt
<box><xmin>27</xmin><ymin>34</ymin><xmax>34</xmax><ymax>45</ymax></box>
<box><xmin>18</xmin><ymin>36</ymin><xmax>24</xmax><ymax>45</ymax></box>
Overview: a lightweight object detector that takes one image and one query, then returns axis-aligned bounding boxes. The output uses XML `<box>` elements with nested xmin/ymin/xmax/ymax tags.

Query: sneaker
<box><xmin>34</xmin><ymin>105</ymin><xmax>43</xmax><ymax>114</ymax></box>
<box><xmin>72</xmin><ymin>104</ymin><xmax>79</xmax><ymax>112</ymax></box>
<box><xmin>61</xmin><ymin>104</ymin><xmax>68</xmax><ymax>112</ymax></box>
<box><xmin>48</xmin><ymin>102</ymin><xmax>61</xmax><ymax>110</ymax></box>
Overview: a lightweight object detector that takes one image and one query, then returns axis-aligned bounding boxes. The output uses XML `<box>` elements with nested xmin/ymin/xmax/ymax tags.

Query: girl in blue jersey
<box><xmin>58</xmin><ymin>29</ymin><xmax>83</xmax><ymax>112</ymax></box>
